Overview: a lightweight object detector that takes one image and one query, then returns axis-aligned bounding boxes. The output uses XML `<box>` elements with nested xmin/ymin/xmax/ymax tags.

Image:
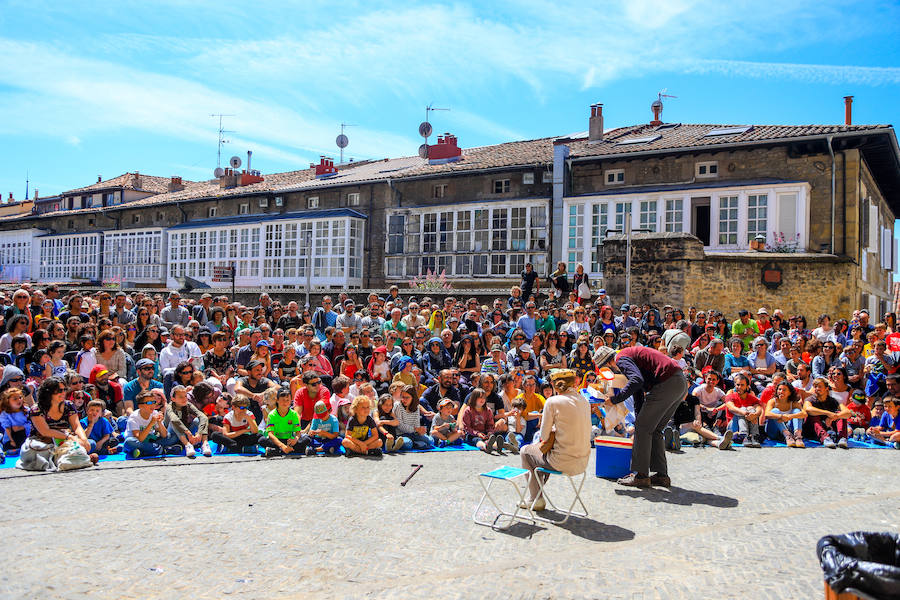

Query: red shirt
<box><xmin>724</xmin><ymin>391</ymin><xmax>761</xmax><ymax>420</ymax></box>
<box><xmin>886</xmin><ymin>332</ymin><xmax>900</xmax><ymax>354</ymax></box>
<box><xmin>846</xmin><ymin>400</ymin><xmax>872</xmax><ymax>428</ymax></box>
<box><xmin>293</xmin><ymin>386</ymin><xmax>332</xmax><ymax>421</ymax></box>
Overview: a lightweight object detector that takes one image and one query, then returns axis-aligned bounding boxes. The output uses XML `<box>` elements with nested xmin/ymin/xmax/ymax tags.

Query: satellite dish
<box><xmin>214</xmin><ymin>167</ymin><xmax>225</xmax><ymax>178</ymax></box>
<box><xmin>418</xmin><ymin>121</ymin><xmax>433</xmax><ymax>138</ymax></box>
<box><xmin>229</xmin><ymin>155</ymin><xmax>242</xmax><ymax>169</ymax></box>
<box><xmin>335</xmin><ymin>134</ymin><xmax>349</xmax><ymax>149</ymax></box>
<box><xmin>418</xmin><ymin>144</ymin><xmax>428</xmax><ymax>159</ymax></box>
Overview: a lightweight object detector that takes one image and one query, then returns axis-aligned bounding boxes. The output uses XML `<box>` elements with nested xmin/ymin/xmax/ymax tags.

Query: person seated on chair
<box><xmin>519</xmin><ymin>368</ymin><xmax>591</xmax><ymax>512</ymax></box>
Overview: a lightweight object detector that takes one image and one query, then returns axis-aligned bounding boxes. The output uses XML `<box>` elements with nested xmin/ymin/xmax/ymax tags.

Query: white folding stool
<box><xmin>531</xmin><ymin>467</ymin><xmax>588</xmax><ymax>524</ymax></box>
<box><xmin>473</xmin><ymin>466</ymin><xmax>537</xmax><ymax>529</ymax></box>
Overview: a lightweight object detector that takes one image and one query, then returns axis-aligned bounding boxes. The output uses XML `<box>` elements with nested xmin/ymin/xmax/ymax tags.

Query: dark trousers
<box><xmin>258</xmin><ymin>433</ymin><xmax>311</xmax><ymax>455</ymax></box>
<box><xmin>210</xmin><ymin>431</ymin><xmax>259</xmax><ymax>452</ymax></box>
<box><xmin>2</xmin><ymin>428</ymin><xmax>27</xmax><ymax>451</ymax></box>
<box><xmin>804</xmin><ymin>416</ymin><xmax>848</xmax><ymax>441</ymax></box>
<box><xmin>631</xmin><ymin>373</ymin><xmax>688</xmax><ymax>476</ymax></box>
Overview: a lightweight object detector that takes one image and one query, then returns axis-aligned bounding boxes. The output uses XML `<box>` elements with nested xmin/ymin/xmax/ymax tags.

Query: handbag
<box><xmin>54</xmin><ymin>439</ymin><xmax>94</xmax><ymax>471</ymax></box>
<box><xmin>539</xmin><ymin>430</ymin><xmax>555</xmax><ymax>454</ymax></box>
<box><xmin>577</xmin><ymin>281</ymin><xmax>591</xmax><ymax>299</ymax></box>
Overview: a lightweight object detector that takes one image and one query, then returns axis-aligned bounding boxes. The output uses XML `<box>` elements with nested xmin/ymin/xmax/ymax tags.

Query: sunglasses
<box><xmin>179</xmin><ymin>370</ymin><xmax>194</xmax><ymax>375</ymax></box>
<box><xmin>308</xmin><ymin>381</ymin><xmax>321</xmax><ymax>386</ymax></box>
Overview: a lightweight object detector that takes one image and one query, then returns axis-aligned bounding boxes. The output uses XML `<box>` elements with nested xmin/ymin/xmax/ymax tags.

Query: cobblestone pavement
<box><xmin>1</xmin><ymin>446</ymin><xmax>898</xmax><ymax>600</ymax></box>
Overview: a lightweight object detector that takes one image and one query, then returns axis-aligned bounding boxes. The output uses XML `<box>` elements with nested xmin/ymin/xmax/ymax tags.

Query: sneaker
<box><xmin>367</xmin><ymin>447</ymin><xmax>383</xmax><ymax>457</ymax></box>
<box><xmin>823</xmin><ymin>437</ymin><xmax>836</xmax><ymax>449</ymax></box>
<box><xmin>201</xmin><ymin>442</ymin><xmax>212</xmax><ymax>457</ymax></box>
<box><xmin>264</xmin><ymin>447</ymin><xmax>278</xmax><ymax>458</ymax></box>
<box><xmin>131</xmin><ymin>448</ymin><xmax>141</xmax><ymax>459</ymax></box>
<box><xmin>837</xmin><ymin>438</ymin><xmax>849</xmax><ymax>449</ymax></box>
<box><xmin>344</xmin><ymin>449</ymin><xmax>356</xmax><ymax>457</ymax></box>
<box><xmin>745</xmin><ymin>437</ymin><xmax>761</xmax><ymax>449</ymax></box>
<box><xmin>491</xmin><ymin>434</ymin><xmax>506</xmax><ymax>454</ymax></box>
<box><xmin>392</xmin><ymin>437</ymin><xmax>405</xmax><ymax>452</ymax></box>
<box><xmin>617</xmin><ymin>473</ymin><xmax>651</xmax><ymax>488</ymax></box>
<box><xmin>483</xmin><ymin>436</ymin><xmax>495</xmax><ymax>453</ymax></box>
<box><xmin>672</xmin><ymin>430</ymin><xmax>682</xmax><ymax>451</ymax></box>
<box><xmin>503</xmin><ymin>434</ymin><xmax>520</xmax><ymax>453</ymax></box>
<box><xmin>663</xmin><ymin>426</ymin><xmax>675</xmax><ymax>451</ymax></box>
<box><xmin>650</xmin><ymin>473</ymin><xmax>671</xmax><ymax>487</ymax></box>
<box><xmin>241</xmin><ymin>445</ymin><xmax>259</xmax><ymax>455</ymax></box>
<box><xmin>794</xmin><ymin>436</ymin><xmax>806</xmax><ymax>448</ymax></box>
<box><xmin>717</xmin><ymin>429</ymin><xmax>734</xmax><ymax>450</ymax></box>
<box><xmin>306</xmin><ymin>446</ymin><xmax>317</xmax><ymax>456</ymax></box>
<box><xmin>326</xmin><ymin>446</ymin><xmax>338</xmax><ymax>456</ymax></box>
<box><xmin>893</xmin><ymin>441</ymin><xmax>900</xmax><ymax>450</ymax></box>
<box><xmin>167</xmin><ymin>444</ymin><xmax>184</xmax><ymax>456</ymax></box>
<box><xmin>185</xmin><ymin>443</ymin><xmax>196</xmax><ymax>459</ymax></box>
<box><xmin>518</xmin><ymin>497</ymin><xmax>546</xmax><ymax>511</ymax></box>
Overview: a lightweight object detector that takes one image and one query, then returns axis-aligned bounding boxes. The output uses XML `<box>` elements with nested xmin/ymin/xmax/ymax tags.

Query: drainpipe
<box><xmin>551</xmin><ymin>142</ymin><xmax>569</xmax><ymax>267</ymax></box>
<box><xmin>826</xmin><ymin>135</ymin><xmax>835</xmax><ymax>254</ymax></box>
<box><xmin>841</xmin><ymin>150</ymin><xmax>847</xmax><ymax>256</ymax></box>
<box><xmin>175</xmin><ymin>201</ymin><xmax>188</xmax><ymax>223</ymax></box>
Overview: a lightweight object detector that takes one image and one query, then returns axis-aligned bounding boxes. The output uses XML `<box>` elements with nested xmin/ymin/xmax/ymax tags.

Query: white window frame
<box><xmin>274</xmin><ymin>195</ymin><xmax>284</xmax><ymax>207</ymax></box>
<box><xmin>493</xmin><ymin>179</ymin><xmax>511</xmax><ymax>194</ymax></box>
<box><xmin>383</xmin><ymin>199</ymin><xmax>549</xmax><ymax>279</ymax></box>
<box><xmin>522</xmin><ymin>172</ymin><xmax>535</xmax><ymax>185</ymax></box>
<box><xmin>307</xmin><ymin>196</ymin><xmax>319</xmax><ymax>209</ymax></box>
<box><xmin>239</xmin><ymin>203</ymin><xmax>249</xmax><ymax>215</ymax></box>
<box><xmin>346</xmin><ymin>192</ymin><xmax>360</xmax><ymax>206</ymax></box>
<box><xmin>605</xmin><ymin>169</ymin><xmax>625</xmax><ymax>185</ymax></box>
<box><xmin>208</xmin><ymin>207</ymin><xmax>218</xmax><ymax>218</ymax></box>
<box><xmin>664</xmin><ymin>198</ymin><xmax>683</xmax><ymax>232</ymax></box>
<box><xmin>433</xmin><ymin>184</ymin><xmax>448</xmax><ymax>199</ymax></box>
<box><xmin>696</xmin><ymin>161</ymin><xmax>719</xmax><ymax>178</ymax></box>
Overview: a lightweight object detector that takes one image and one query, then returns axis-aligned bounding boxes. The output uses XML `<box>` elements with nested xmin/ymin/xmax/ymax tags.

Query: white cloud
<box><xmin>685</xmin><ymin>59</ymin><xmax>900</xmax><ymax>86</ymax></box>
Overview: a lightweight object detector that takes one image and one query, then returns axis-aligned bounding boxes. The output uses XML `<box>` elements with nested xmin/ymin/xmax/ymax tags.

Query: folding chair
<box><xmin>473</xmin><ymin>466</ymin><xmax>536</xmax><ymax>530</ymax></box>
<box><xmin>531</xmin><ymin>467</ymin><xmax>588</xmax><ymax>524</ymax></box>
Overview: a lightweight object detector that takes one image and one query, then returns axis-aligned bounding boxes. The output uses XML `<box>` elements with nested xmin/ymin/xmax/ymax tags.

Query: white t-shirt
<box><xmin>811</xmin><ymin>326</ymin><xmax>835</xmax><ymax>342</ymax></box>
<box><xmin>692</xmin><ymin>385</ymin><xmax>725</xmax><ymax>409</ymax></box>
<box><xmin>224</xmin><ymin>410</ymin><xmax>254</xmax><ymax>433</ymax></box>
<box><xmin>126</xmin><ymin>410</ymin><xmax>160</xmax><ymax>438</ymax></box>
<box><xmin>792</xmin><ymin>378</ymin><xmax>813</xmax><ymax>392</ymax></box>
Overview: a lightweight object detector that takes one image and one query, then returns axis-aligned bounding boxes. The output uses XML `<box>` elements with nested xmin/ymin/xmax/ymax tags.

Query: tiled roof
<box><xmin>565</xmin><ymin>123</ymin><xmax>893</xmax><ymax>159</ymax></box>
<box><xmin>64</xmin><ymin>172</ymin><xmax>176</xmax><ymax>195</ymax></box>
<box><xmin>398</xmin><ymin>136</ymin><xmax>555</xmax><ymax>177</ymax></box>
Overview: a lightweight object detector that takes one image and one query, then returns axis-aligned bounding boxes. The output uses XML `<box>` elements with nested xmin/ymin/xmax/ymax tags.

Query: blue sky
<box><xmin>1</xmin><ymin>0</ymin><xmax>899</xmax><ymax>200</ymax></box>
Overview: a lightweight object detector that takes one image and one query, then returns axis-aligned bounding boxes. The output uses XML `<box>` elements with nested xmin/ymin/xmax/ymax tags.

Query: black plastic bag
<box><xmin>817</xmin><ymin>532</ymin><xmax>900</xmax><ymax>600</ymax></box>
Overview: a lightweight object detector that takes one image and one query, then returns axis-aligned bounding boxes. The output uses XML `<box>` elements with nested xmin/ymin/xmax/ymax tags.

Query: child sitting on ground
<box><xmin>430</xmin><ymin>398</ymin><xmax>462</xmax><ymax>447</ymax></box>
<box><xmin>210</xmin><ymin>395</ymin><xmax>259</xmax><ymax>454</ymax></box>
<box><xmin>305</xmin><ymin>400</ymin><xmax>342</xmax><ymax>455</ymax></box>
<box><xmin>0</xmin><ymin>387</ymin><xmax>31</xmax><ymax>452</ymax></box>
<box><xmin>723</xmin><ymin>373</ymin><xmax>763</xmax><ymax>447</ymax></box>
<box><xmin>123</xmin><ymin>390</ymin><xmax>168</xmax><ymax>458</ymax></box>
<box><xmin>81</xmin><ymin>399</ymin><xmax>120</xmax><ymax>454</ymax></box>
<box><xmin>260</xmin><ymin>388</ymin><xmax>308</xmax><ymax>457</ymax></box>
<box><xmin>342</xmin><ymin>396</ymin><xmax>382</xmax><ymax>457</ymax></box>
<box><xmin>375</xmin><ymin>394</ymin><xmax>403</xmax><ymax>452</ymax></box>
<box><xmin>867</xmin><ymin>396</ymin><xmax>900</xmax><ymax>448</ymax></box>
<box><xmin>462</xmin><ymin>387</ymin><xmax>504</xmax><ymax>454</ymax></box>
<box><xmin>846</xmin><ymin>389</ymin><xmax>872</xmax><ymax>439</ymax></box>
<box><xmin>167</xmin><ymin>385</ymin><xmax>211</xmax><ymax>458</ymax></box>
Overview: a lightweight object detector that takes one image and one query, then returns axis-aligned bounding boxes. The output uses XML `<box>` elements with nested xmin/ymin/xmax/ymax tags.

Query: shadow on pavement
<box><xmin>614</xmin><ymin>486</ymin><xmax>739</xmax><ymax>508</ymax></box>
<box><xmin>491</xmin><ymin>521</ymin><xmax>547</xmax><ymax>539</ymax></box>
<box><xmin>554</xmin><ymin>516</ymin><xmax>635</xmax><ymax>542</ymax></box>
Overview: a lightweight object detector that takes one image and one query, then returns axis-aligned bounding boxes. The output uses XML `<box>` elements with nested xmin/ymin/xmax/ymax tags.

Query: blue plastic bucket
<box><xmin>594</xmin><ymin>437</ymin><xmax>633</xmax><ymax>479</ymax></box>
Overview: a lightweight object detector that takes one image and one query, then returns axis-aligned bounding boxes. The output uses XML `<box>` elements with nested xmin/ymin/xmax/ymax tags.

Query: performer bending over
<box><xmin>593</xmin><ymin>346</ymin><xmax>688</xmax><ymax>488</ymax></box>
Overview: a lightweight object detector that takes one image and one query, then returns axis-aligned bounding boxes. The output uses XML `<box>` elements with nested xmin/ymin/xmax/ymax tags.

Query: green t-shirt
<box><xmin>731</xmin><ymin>319</ymin><xmax>759</xmax><ymax>351</ymax></box>
<box><xmin>266</xmin><ymin>408</ymin><xmax>302</xmax><ymax>440</ymax></box>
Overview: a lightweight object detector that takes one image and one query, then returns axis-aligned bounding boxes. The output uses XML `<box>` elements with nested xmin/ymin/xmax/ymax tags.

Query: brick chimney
<box><xmin>129</xmin><ymin>172</ymin><xmax>142</xmax><ymax>189</ymax></box>
<box><xmin>33</xmin><ymin>189</ymin><xmax>38</xmax><ymax>200</ymax></box>
<box><xmin>844</xmin><ymin>95</ymin><xmax>853</xmax><ymax>126</ymax></box>
<box><xmin>168</xmin><ymin>176</ymin><xmax>185</xmax><ymax>192</ymax></box>
<box><xmin>7</xmin><ymin>193</ymin><xmax>13</xmax><ymax>202</ymax></box>
<box><xmin>589</xmin><ymin>104</ymin><xmax>604</xmax><ymax>141</ymax></box>
<box><xmin>218</xmin><ymin>168</ymin><xmax>239</xmax><ymax>189</ymax></box>
<box><xmin>313</xmin><ymin>156</ymin><xmax>338</xmax><ymax>178</ymax></box>
<box><xmin>97</xmin><ymin>175</ymin><xmax>102</xmax><ymax>183</ymax></box>
<box><xmin>426</xmin><ymin>133</ymin><xmax>462</xmax><ymax>164</ymax></box>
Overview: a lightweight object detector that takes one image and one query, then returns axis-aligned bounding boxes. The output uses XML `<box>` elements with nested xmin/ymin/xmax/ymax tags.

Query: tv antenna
<box><xmin>651</xmin><ymin>90</ymin><xmax>677</xmax><ymax>123</ymax></box>
<box><xmin>336</xmin><ymin>122</ymin><xmax>355</xmax><ymax>164</ymax></box>
<box><xmin>418</xmin><ymin>103</ymin><xmax>450</xmax><ymax>157</ymax></box>
<box><xmin>210</xmin><ymin>114</ymin><xmax>235</xmax><ymax>170</ymax></box>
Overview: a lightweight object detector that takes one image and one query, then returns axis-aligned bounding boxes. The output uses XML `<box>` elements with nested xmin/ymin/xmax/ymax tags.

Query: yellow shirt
<box><xmin>515</xmin><ymin>392</ymin><xmax>545</xmax><ymax>415</ymax></box>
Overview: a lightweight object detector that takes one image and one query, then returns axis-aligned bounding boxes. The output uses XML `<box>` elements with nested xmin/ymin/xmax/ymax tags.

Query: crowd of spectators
<box><xmin>1</xmin><ymin>267</ymin><xmax>898</xmax><ymax>470</ymax></box>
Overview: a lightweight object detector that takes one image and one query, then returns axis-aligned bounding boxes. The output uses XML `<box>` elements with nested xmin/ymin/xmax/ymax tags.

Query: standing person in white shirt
<box><xmin>158</xmin><ymin>325</ymin><xmax>202</xmax><ymax>376</ymax></box>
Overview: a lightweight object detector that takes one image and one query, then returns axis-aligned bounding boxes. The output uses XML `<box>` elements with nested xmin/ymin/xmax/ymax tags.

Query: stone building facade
<box><xmin>0</xmin><ymin>103</ymin><xmax>898</xmax><ymax>315</ymax></box>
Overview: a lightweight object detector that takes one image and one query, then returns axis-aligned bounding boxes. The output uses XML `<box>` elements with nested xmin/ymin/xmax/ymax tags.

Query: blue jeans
<box><xmin>398</xmin><ymin>431</ymin><xmax>433</xmax><ymax>450</ymax></box>
<box><xmin>124</xmin><ymin>436</ymin><xmax>162</xmax><ymax>457</ymax></box>
<box><xmin>764</xmin><ymin>408</ymin><xmax>804</xmax><ymax>439</ymax></box>
<box><xmin>167</xmin><ymin>419</ymin><xmax>199</xmax><ymax>444</ymax></box>
<box><xmin>309</xmin><ymin>436</ymin><xmax>343</xmax><ymax>452</ymax></box>
<box><xmin>521</xmin><ymin>419</ymin><xmax>539</xmax><ymax>447</ymax></box>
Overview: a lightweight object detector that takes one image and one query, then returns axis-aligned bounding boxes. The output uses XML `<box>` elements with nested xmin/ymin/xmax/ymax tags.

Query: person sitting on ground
<box><xmin>292</xmin><ymin>371</ymin><xmax>331</xmax><ymax>428</ymax></box>
<box><xmin>673</xmin><ymin>380</ymin><xmax>733</xmax><ymax>450</ymax></box>
<box><xmin>1</xmin><ymin>387</ymin><xmax>30</xmax><ymax>452</ymax></box>
<box><xmin>304</xmin><ymin>400</ymin><xmax>342</xmax><ymax>456</ymax></box>
<box><xmin>723</xmin><ymin>373</ymin><xmax>762</xmax><ymax>447</ymax></box>
<box><xmin>374</xmin><ymin>394</ymin><xmax>403</xmax><ymax>452</ymax></box>
<box><xmin>167</xmin><ymin>385</ymin><xmax>211</xmax><ymax>458</ymax></box>
<box><xmin>393</xmin><ymin>384</ymin><xmax>432</xmax><ymax>450</ymax></box>
<box><xmin>692</xmin><ymin>370</ymin><xmax>726</xmax><ymax>433</ymax></box>
<box><xmin>260</xmin><ymin>387</ymin><xmax>307</xmax><ymax>457</ymax></box>
<box><xmin>430</xmin><ymin>397</ymin><xmax>462</xmax><ymax>447</ymax></box>
<box><xmin>209</xmin><ymin>395</ymin><xmax>259</xmax><ymax>454</ymax></box>
<box><xmin>764</xmin><ymin>381</ymin><xmax>807</xmax><ymax>448</ymax></box>
<box><xmin>80</xmin><ymin>399</ymin><xmax>119</xmax><ymax>455</ymax></box>
<box><xmin>342</xmin><ymin>396</ymin><xmax>382</xmax><ymax>457</ymax></box>
<box><xmin>123</xmin><ymin>390</ymin><xmax>168</xmax><ymax>458</ymax></box>
<box><xmin>866</xmin><ymin>397</ymin><xmax>899</xmax><ymax>447</ymax></box>
<box><xmin>846</xmin><ymin>389</ymin><xmax>872</xmax><ymax>440</ymax></box>
<box><xmin>804</xmin><ymin>377</ymin><xmax>851</xmax><ymax>449</ymax></box>
<box><xmin>461</xmin><ymin>387</ymin><xmax>503</xmax><ymax>453</ymax></box>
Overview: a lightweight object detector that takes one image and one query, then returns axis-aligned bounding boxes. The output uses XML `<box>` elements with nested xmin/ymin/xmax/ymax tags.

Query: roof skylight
<box><xmin>616</xmin><ymin>134</ymin><xmax>661</xmax><ymax>145</ymax></box>
<box><xmin>704</xmin><ymin>126</ymin><xmax>753</xmax><ymax>137</ymax></box>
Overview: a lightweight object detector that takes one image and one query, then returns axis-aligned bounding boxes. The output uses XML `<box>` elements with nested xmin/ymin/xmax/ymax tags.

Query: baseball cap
<box><xmin>599</xmin><ymin>289</ymin><xmax>607</xmax><ymax>294</ymax></box>
<box><xmin>256</xmin><ymin>340</ymin><xmax>270</xmax><ymax>348</ymax></box>
<box><xmin>314</xmin><ymin>400</ymin><xmax>329</xmax><ymax>416</ymax></box>
<box><xmin>246</xmin><ymin>359</ymin><xmax>264</xmax><ymax>370</ymax></box>
<box><xmin>519</xmin><ymin>344</ymin><xmax>532</xmax><ymax>353</ymax></box>
<box><xmin>491</xmin><ymin>344</ymin><xmax>503</xmax><ymax>352</ymax></box>
<box><xmin>620</xmin><ymin>304</ymin><xmax>630</xmax><ymax>311</ymax></box>
<box><xmin>136</xmin><ymin>358</ymin><xmax>155</xmax><ymax>369</ymax></box>
<box><xmin>437</xmin><ymin>398</ymin><xmax>455</xmax><ymax>410</ymax></box>
<box><xmin>757</xmin><ymin>307</ymin><xmax>768</xmax><ymax>315</ymax></box>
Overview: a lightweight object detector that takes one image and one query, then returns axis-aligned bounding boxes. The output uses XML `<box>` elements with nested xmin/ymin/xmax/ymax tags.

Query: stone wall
<box><xmin>601</xmin><ymin>232</ymin><xmax>859</xmax><ymax>317</ymax></box>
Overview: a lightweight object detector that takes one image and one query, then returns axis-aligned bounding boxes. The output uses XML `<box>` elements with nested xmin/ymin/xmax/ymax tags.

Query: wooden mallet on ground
<box><xmin>401</xmin><ymin>464</ymin><xmax>422</xmax><ymax>486</ymax></box>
